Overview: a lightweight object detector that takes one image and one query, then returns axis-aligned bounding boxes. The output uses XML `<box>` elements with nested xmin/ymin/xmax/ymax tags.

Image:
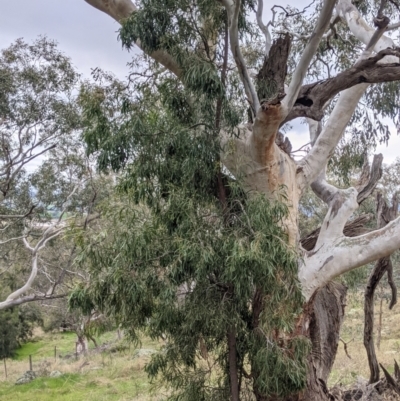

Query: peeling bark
<box><xmin>304</xmin><ymin>282</ymin><xmax>347</xmax><ymax>401</ymax></box>
<box><xmin>222</xmin><ymin>103</ymin><xmax>300</xmax><ymax>244</ymax></box>
<box><xmin>364</xmin><ymin>193</ymin><xmax>399</xmax><ymax>384</ymax></box>
<box><xmin>256</xmin><ymin>34</ymin><xmax>291</xmax><ymax>103</ymax></box>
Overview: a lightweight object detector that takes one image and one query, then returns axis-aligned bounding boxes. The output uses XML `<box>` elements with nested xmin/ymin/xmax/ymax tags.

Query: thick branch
<box><xmin>281</xmin><ymin>0</ymin><xmax>336</xmax><ymax>117</ymax></box>
<box><xmin>0</xmin><ymin>253</ymin><xmax>38</xmax><ymax>309</ymax></box>
<box><xmin>285</xmin><ymin>50</ymin><xmax>400</xmax><ymax>123</ymax></box>
<box><xmin>304</xmin><ymin>152</ymin><xmax>382</xmax><ymax>252</ymax></box>
<box><xmin>301</xmin><ymin>186</ymin><xmax>399</xmax><ymax>299</ymax></box>
<box><xmin>256</xmin><ymin>0</ymin><xmax>272</xmax><ymax>55</ymax></box>
<box><xmin>83</xmin><ymin>0</ymin><xmax>182</xmax><ymax>77</ymax></box>
<box><xmin>0</xmin><ymin>185</ymin><xmax>78</xmax><ymax>309</ymax></box>
<box><xmin>327</xmin><ymin>214</ymin><xmax>400</xmax><ymax>280</ymax></box>
<box><xmin>337</xmin><ymin>0</ymin><xmax>397</xmax><ymax>61</ymax></box>
<box><xmin>250</xmin><ymin>104</ymin><xmax>284</xmax><ymax>166</ymax></box>
<box><xmin>256</xmin><ymin>34</ymin><xmax>291</xmax><ymax>103</ymax></box>
<box><xmin>300</xmin><ymin>214</ymin><xmax>372</xmax><ymax>251</ymax></box>
<box><xmin>298</xmin><ymin>20</ymin><xmax>390</xmax><ymax>190</ymax></box>
<box><xmin>224</xmin><ymin>0</ymin><xmax>260</xmax><ymax>112</ymax></box>
<box><xmin>0</xmin><ymin>293</ymin><xmax>66</xmax><ymax>309</ymax></box>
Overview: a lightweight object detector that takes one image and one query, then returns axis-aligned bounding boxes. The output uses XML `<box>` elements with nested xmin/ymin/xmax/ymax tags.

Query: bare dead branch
<box><xmin>339</xmin><ymin>337</ymin><xmax>353</xmax><ymax>359</ymax></box>
<box><xmin>298</xmin><ymin>21</ymin><xmax>391</xmax><ymax>190</ymax></box>
<box><xmin>357</xmin><ymin>154</ymin><xmax>384</xmax><ymax>204</ymax></box>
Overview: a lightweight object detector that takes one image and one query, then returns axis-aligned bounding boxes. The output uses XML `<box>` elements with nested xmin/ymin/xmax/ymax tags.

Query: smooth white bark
<box><xmin>296</xmin><ymin>4</ymin><xmax>400</xmax><ymax>298</ymax></box>
<box><xmin>256</xmin><ymin>0</ymin><xmax>272</xmax><ymax>55</ymax></box>
<box><xmin>83</xmin><ymin>0</ymin><xmax>400</xmax><ymax>301</ymax></box>
<box><xmin>0</xmin><ymin>230</ymin><xmax>63</xmax><ymax>310</ymax></box>
<box><xmin>282</xmin><ymin>0</ymin><xmax>336</xmax><ymax>117</ymax></box>
<box><xmin>300</xmin><ymin>187</ymin><xmax>400</xmax><ymax>300</ymax></box>
<box><xmin>0</xmin><ymin>186</ymin><xmax>79</xmax><ymax>310</ymax></box>
<box><xmin>83</xmin><ymin>0</ymin><xmax>182</xmax><ymax>77</ymax></box>
<box><xmin>298</xmin><ymin>8</ymin><xmax>393</xmax><ymax>191</ymax></box>
<box><xmin>336</xmin><ymin>0</ymin><xmax>397</xmax><ymax>62</ymax></box>
<box><xmin>224</xmin><ymin>0</ymin><xmax>260</xmax><ymax>112</ymax></box>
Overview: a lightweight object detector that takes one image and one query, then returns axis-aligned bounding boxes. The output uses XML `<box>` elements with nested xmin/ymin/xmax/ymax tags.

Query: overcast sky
<box><xmin>0</xmin><ymin>0</ymin><xmax>398</xmax><ymax>164</ymax></box>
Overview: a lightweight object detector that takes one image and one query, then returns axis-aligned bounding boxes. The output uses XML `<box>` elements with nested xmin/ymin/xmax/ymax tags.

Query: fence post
<box><xmin>29</xmin><ymin>355</ymin><xmax>32</xmax><ymax>371</ymax></box>
<box><xmin>3</xmin><ymin>358</ymin><xmax>6</xmax><ymax>379</ymax></box>
<box><xmin>54</xmin><ymin>346</ymin><xmax>57</xmax><ymax>362</ymax></box>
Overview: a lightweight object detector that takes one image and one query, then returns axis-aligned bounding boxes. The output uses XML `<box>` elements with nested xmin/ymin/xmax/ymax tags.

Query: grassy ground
<box><xmin>0</xmin><ymin>330</ymin><xmax>165</xmax><ymax>401</ymax></box>
<box><xmin>330</xmin><ymin>291</ymin><xmax>400</xmax><ymax>388</ymax></box>
<box><xmin>2</xmin><ymin>293</ymin><xmax>400</xmax><ymax>400</ymax></box>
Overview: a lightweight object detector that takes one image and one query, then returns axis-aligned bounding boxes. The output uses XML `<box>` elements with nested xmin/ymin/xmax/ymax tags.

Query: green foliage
<box><xmin>73</xmin><ymin>1</ymin><xmax>312</xmax><ymax>398</ymax></box>
<box><xmin>0</xmin><ymin>38</ymin><xmax>115</xmax><ymax>332</ymax></box>
<box><xmin>72</xmin><ymin>191</ymin><xmax>309</xmax><ymax>399</ymax></box>
<box><xmin>76</xmin><ymin>46</ymin><xmax>308</xmax><ymax>399</ymax></box>
<box><xmin>0</xmin><ymin>294</ymin><xmax>42</xmax><ymax>359</ymax></box>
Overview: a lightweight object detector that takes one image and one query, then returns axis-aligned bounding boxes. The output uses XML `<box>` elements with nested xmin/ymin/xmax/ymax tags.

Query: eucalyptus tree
<box><xmin>73</xmin><ymin>0</ymin><xmax>400</xmax><ymax>400</ymax></box>
<box><xmin>0</xmin><ymin>38</ymin><xmax>110</xmax><ymax>310</ymax></box>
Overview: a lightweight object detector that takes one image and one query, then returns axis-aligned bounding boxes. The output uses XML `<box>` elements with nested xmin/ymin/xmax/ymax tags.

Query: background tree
<box><xmin>0</xmin><ymin>38</ymin><xmax>112</xmax><ymax>310</ymax></box>
<box><xmin>0</xmin><ymin>288</ymin><xmax>41</xmax><ymax>359</ymax></box>
<box><xmin>71</xmin><ymin>0</ymin><xmax>400</xmax><ymax>400</ymax></box>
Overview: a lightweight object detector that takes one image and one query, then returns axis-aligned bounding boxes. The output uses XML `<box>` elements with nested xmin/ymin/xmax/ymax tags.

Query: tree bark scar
<box><xmin>330</xmin><ymin>193</ymin><xmax>344</xmax><ymax>219</ymax></box>
<box><xmin>319</xmin><ymin>256</ymin><xmax>334</xmax><ymax>271</ymax></box>
<box><xmin>254</xmin><ymin>103</ymin><xmax>282</xmax><ymax>166</ymax></box>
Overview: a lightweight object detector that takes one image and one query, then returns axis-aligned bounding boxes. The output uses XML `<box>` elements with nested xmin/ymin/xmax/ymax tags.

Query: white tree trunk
<box><xmin>81</xmin><ymin>0</ymin><xmax>400</xmax><ymax>302</ymax></box>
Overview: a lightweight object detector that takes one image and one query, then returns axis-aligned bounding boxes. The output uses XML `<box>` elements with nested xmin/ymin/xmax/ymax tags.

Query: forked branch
<box><xmin>0</xmin><ymin>186</ymin><xmax>79</xmax><ymax>310</ymax></box>
<box><xmin>281</xmin><ymin>0</ymin><xmax>336</xmax><ymax>117</ymax></box>
<box><xmin>298</xmin><ymin>18</ymin><xmax>391</xmax><ymax>190</ymax></box>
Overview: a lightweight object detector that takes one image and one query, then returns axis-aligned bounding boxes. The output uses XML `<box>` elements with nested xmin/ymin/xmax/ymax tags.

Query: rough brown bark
<box><xmin>302</xmin><ymin>282</ymin><xmax>347</xmax><ymax>401</ymax></box>
<box><xmin>364</xmin><ymin>257</ymin><xmax>390</xmax><ymax>383</ymax></box>
<box><xmin>377</xmin><ymin>298</ymin><xmax>383</xmax><ymax>351</ymax></box>
<box><xmin>251</xmin><ymin>283</ymin><xmax>346</xmax><ymax>401</ymax></box>
<box><xmin>364</xmin><ymin>193</ymin><xmax>399</xmax><ymax>384</ymax></box>
<box><xmin>228</xmin><ymin>328</ymin><xmax>240</xmax><ymax>401</ymax></box>
<box><xmin>257</xmin><ymin>34</ymin><xmax>291</xmax><ymax>103</ymax></box>
<box><xmin>284</xmin><ymin>48</ymin><xmax>400</xmax><ymax>123</ymax></box>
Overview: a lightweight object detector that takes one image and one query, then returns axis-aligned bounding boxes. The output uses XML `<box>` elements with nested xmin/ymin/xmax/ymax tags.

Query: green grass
<box><xmin>13</xmin><ymin>341</ymin><xmax>45</xmax><ymax>361</ymax></box>
<box><xmin>13</xmin><ymin>331</ymin><xmax>118</xmax><ymax>361</ymax></box>
<box><xmin>0</xmin><ymin>372</ymin><xmax>154</xmax><ymax>401</ymax></box>
<box><xmin>0</xmin><ymin>330</ymin><xmax>163</xmax><ymax>401</ymax></box>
